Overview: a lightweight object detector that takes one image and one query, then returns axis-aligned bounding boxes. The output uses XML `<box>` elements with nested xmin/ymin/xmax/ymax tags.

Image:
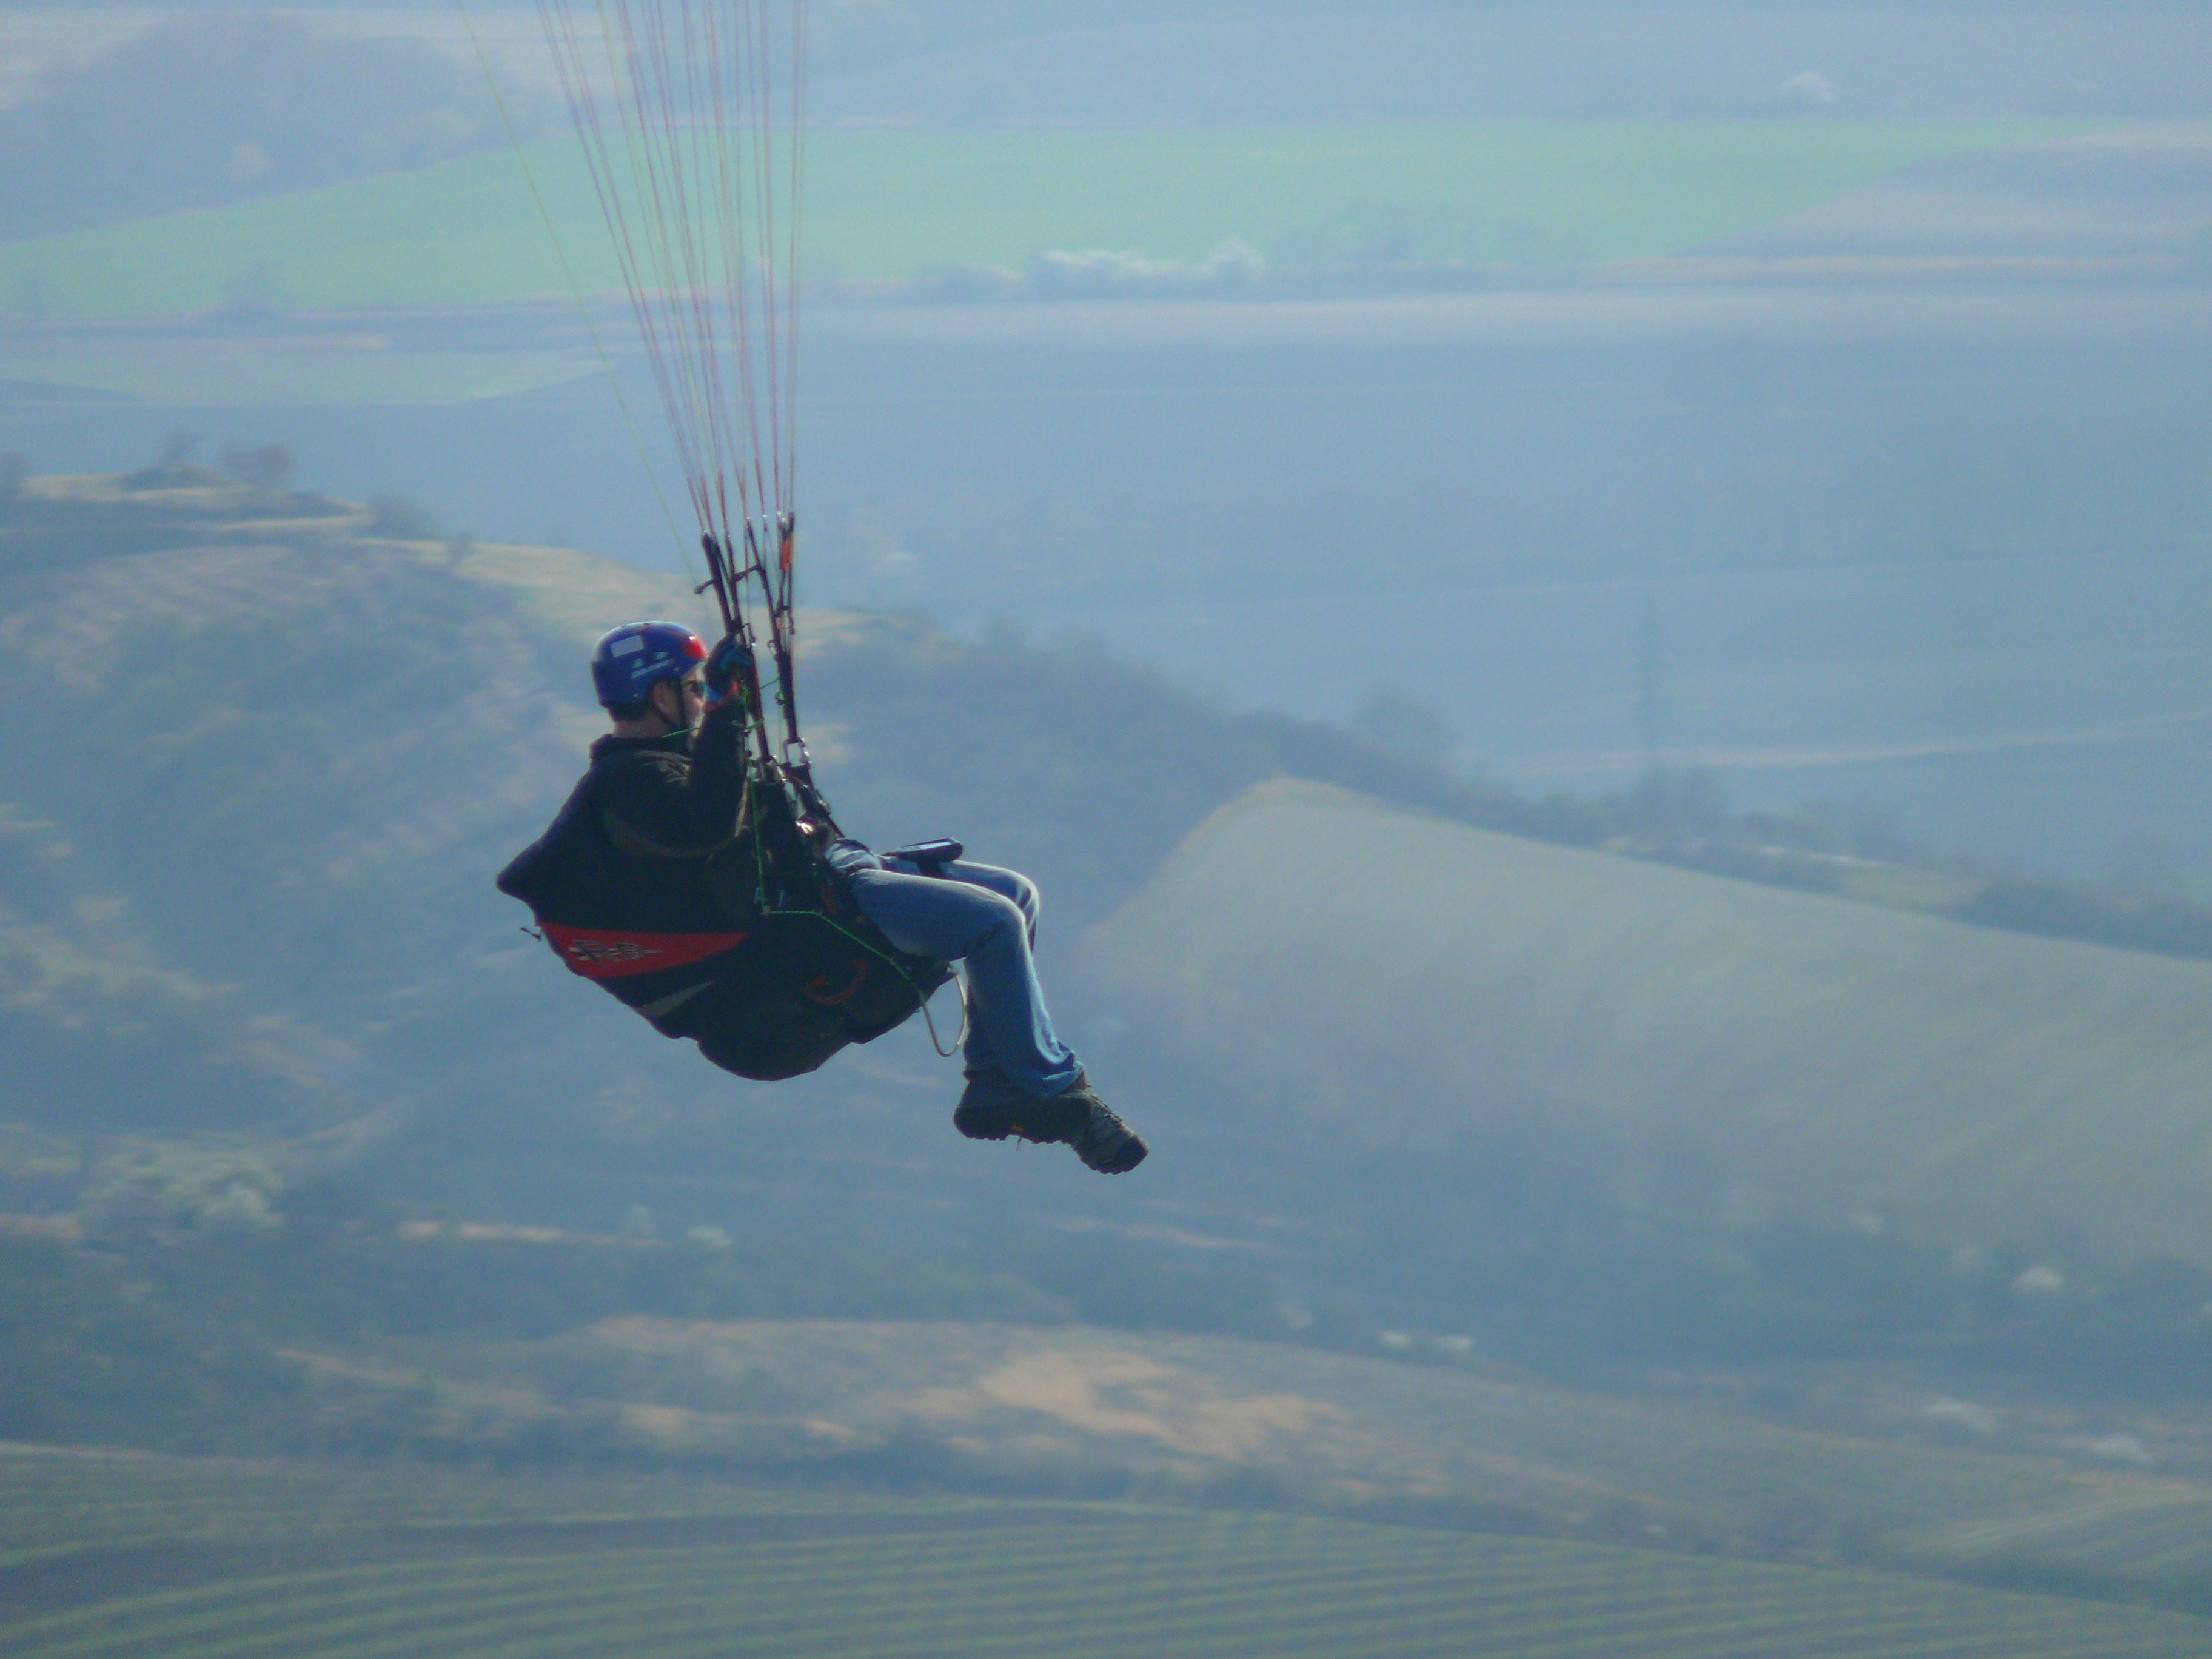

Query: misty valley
<box><xmin>1</xmin><ymin>454</ymin><xmax>2210</xmax><ymax>1654</ymax></box>
<box><xmin>1</xmin><ymin>0</ymin><xmax>2210</xmax><ymax>1652</ymax></box>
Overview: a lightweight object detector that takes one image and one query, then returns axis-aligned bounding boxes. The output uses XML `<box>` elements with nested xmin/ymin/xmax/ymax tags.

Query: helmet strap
<box><xmin>649</xmin><ymin>679</ymin><xmax>682</xmax><ymax>734</ymax></box>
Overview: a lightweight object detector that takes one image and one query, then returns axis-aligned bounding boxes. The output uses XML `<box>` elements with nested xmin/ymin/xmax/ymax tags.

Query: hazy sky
<box><xmin>0</xmin><ymin>0</ymin><xmax>2204</xmax><ymax>877</ymax></box>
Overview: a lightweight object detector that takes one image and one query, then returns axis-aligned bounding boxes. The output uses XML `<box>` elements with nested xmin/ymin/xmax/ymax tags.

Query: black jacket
<box><xmin>498</xmin><ymin>700</ymin><xmax>948</xmax><ymax>1081</ymax></box>
<box><xmin>496</xmin><ymin>697</ymin><xmax>756</xmax><ymax>1016</ymax></box>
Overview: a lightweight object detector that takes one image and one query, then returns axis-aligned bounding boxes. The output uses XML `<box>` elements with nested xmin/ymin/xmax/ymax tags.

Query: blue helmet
<box><xmin>591</xmin><ymin>621</ymin><xmax>707</xmax><ymax>709</ymax></box>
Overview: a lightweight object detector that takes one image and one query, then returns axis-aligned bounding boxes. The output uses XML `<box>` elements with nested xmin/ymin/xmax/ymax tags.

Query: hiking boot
<box><xmin>953</xmin><ymin>1071</ymin><xmax>1147</xmax><ymax>1175</ymax></box>
<box><xmin>1061</xmin><ymin>1076</ymin><xmax>1147</xmax><ymax>1175</ymax></box>
<box><xmin>953</xmin><ymin>1068</ymin><xmax>1086</xmax><ymax>1144</ymax></box>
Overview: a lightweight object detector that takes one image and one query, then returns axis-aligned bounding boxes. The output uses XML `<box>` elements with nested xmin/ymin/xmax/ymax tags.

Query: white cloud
<box><xmin>915</xmin><ymin>240</ymin><xmax>1268</xmax><ymax>303</ymax></box>
<box><xmin>1781</xmin><ymin>70</ymin><xmax>1838</xmax><ymax>107</ymax></box>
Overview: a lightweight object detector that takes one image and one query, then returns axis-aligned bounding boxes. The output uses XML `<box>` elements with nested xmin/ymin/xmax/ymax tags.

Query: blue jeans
<box><xmin>842</xmin><ymin>856</ymin><xmax>1084</xmax><ymax>1097</ymax></box>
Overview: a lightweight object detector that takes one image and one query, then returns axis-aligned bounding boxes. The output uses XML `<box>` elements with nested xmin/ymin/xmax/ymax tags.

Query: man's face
<box><xmin>676</xmin><ymin>669</ymin><xmax>708</xmax><ymax>725</ymax></box>
<box><xmin>656</xmin><ymin>671</ymin><xmax>708</xmax><ymax>728</ymax></box>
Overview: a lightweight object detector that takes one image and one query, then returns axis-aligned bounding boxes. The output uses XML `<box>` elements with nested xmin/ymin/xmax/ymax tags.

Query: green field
<box><xmin>1081</xmin><ymin>782</ymin><xmax>2212</xmax><ymax>1266</ymax></box>
<box><xmin>1921</xmin><ymin>1490</ymin><xmax>2212</xmax><ymax>1580</ymax></box>
<box><xmin>0</xmin><ymin>121</ymin><xmax>2075</xmax><ymax>318</ymax></box>
<box><xmin>2</xmin><ymin>1451</ymin><xmax>2207</xmax><ymax>1659</ymax></box>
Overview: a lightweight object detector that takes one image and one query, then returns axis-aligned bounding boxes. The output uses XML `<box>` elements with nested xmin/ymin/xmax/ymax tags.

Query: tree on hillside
<box><xmin>220</xmin><ymin>444</ymin><xmax>298</xmax><ymax>496</ymax></box>
<box><xmin>1351</xmin><ymin>683</ymin><xmax>1460</xmax><ymax>769</ymax></box>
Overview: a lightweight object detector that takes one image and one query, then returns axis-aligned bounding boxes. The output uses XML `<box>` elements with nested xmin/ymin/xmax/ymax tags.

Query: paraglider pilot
<box><xmin>497</xmin><ymin>622</ymin><xmax>1146</xmax><ymax>1175</ymax></box>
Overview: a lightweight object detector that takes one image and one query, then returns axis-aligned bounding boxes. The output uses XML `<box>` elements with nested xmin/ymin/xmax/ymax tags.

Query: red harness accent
<box><xmin>541</xmin><ymin>923</ymin><xmax>749</xmax><ymax>980</ymax></box>
<box><xmin>806</xmin><ymin>957</ymin><xmax>870</xmax><ymax>1007</ymax></box>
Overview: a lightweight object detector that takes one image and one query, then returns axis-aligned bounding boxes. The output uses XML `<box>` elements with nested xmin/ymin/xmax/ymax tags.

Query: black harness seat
<box><xmin>497</xmin><ymin>740</ymin><xmax>947</xmax><ymax>1081</ymax></box>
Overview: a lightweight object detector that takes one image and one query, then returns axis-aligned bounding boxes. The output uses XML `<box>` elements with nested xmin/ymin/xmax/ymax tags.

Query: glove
<box><xmin>705</xmin><ymin>636</ymin><xmax>753</xmax><ymax>705</ymax></box>
<box><xmin>822</xmin><ymin>837</ymin><xmax>882</xmax><ymax>878</ymax></box>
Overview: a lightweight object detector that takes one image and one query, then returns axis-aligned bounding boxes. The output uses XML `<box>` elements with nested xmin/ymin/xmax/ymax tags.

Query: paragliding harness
<box><xmin>504</xmin><ymin>518</ymin><xmax>950</xmax><ymax>1082</ymax></box>
<box><xmin>490</xmin><ymin>0</ymin><xmax>954</xmax><ymax>1077</ymax></box>
<box><xmin>693</xmin><ymin>515</ymin><xmax>952</xmax><ymax>1072</ymax></box>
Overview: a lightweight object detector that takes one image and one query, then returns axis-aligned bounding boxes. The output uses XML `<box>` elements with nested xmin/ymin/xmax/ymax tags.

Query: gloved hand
<box><xmin>822</xmin><ymin>837</ymin><xmax>882</xmax><ymax>877</ymax></box>
<box><xmin>705</xmin><ymin>635</ymin><xmax>753</xmax><ymax>706</ymax></box>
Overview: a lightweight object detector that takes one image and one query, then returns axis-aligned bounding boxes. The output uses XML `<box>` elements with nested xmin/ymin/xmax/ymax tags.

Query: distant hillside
<box><xmin>1084</xmin><ymin>782</ymin><xmax>2212</xmax><ymax>1268</ymax></box>
<box><xmin>10</xmin><ymin>468</ymin><xmax>2212</xmax><ymax>1404</ymax></box>
<box><xmin>0</xmin><ymin>468</ymin><xmax>1527</xmax><ymax>1253</ymax></box>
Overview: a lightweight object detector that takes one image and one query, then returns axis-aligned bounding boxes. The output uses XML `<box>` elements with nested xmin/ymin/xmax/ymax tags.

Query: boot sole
<box><xmin>952</xmin><ymin>1105</ymin><xmax>1016</xmax><ymax>1142</ymax></box>
<box><xmin>1078</xmin><ymin>1134</ymin><xmax>1148</xmax><ymax>1174</ymax></box>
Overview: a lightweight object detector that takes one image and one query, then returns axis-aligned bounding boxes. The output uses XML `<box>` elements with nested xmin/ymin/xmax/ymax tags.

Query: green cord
<box><xmin>739</xmin><ymin>769</ymin><xmax>957</xmax><ymax>1057</ymax></box>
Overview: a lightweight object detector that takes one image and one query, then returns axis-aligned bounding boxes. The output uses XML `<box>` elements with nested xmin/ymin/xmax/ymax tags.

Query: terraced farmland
<box><xmin>2</xmin><ymin>1456</ymin><xmax>2208</xmax><ymax>1659</ymax></box>
<box><xmin>1920</xmin><ymin>1487</ymin><xmax>2212</xmax><ymax>1579</ymax></box>
<box><xmin>0</xmin><ymin>1451</ymin><xmax>846</xmax><ymax>1564</ymax></box>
